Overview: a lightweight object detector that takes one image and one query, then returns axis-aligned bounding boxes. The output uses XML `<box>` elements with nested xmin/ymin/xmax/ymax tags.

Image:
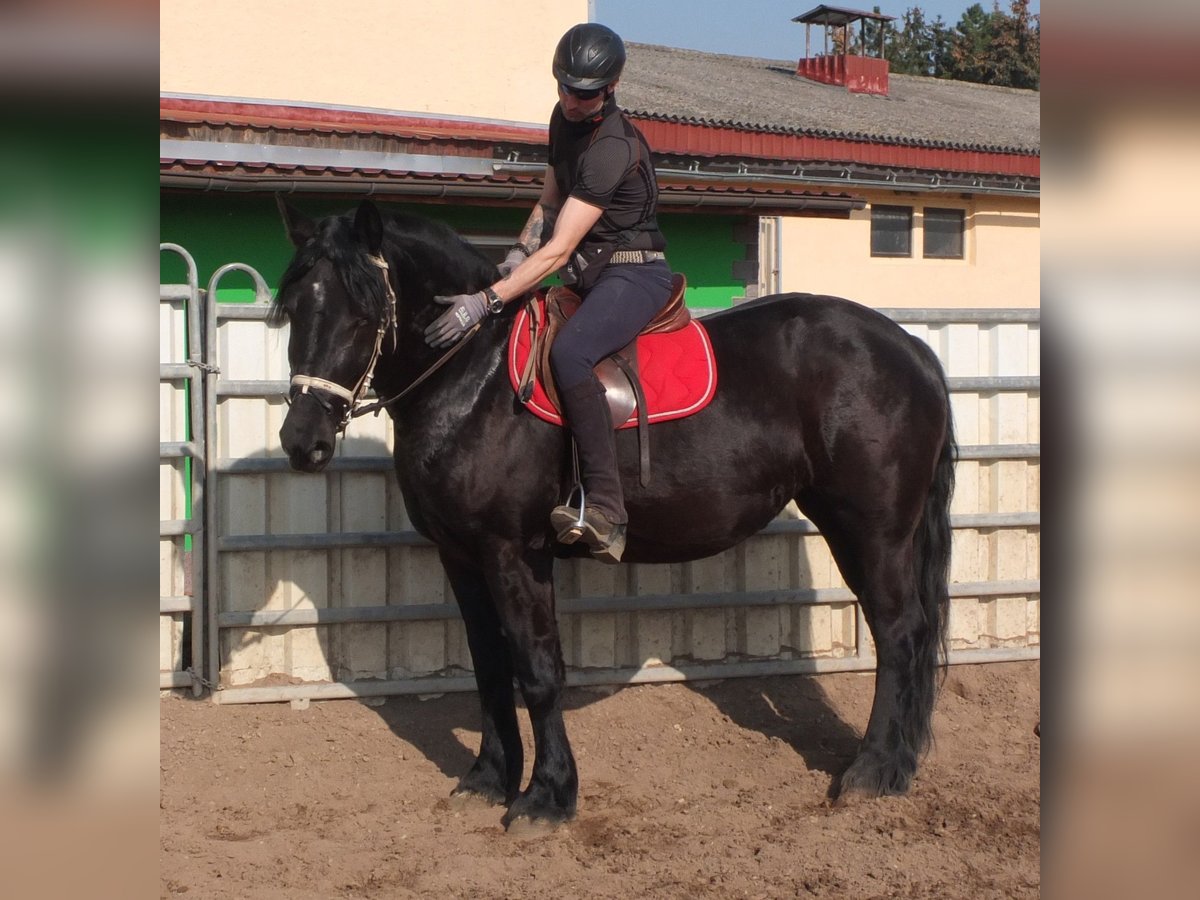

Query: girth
<box><xmin>517</xmin><ymin>273</ymin><xmax>690</xmax><ymax>486</ymax></box>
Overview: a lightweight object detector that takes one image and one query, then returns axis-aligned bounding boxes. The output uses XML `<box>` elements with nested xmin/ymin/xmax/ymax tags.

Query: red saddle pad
<box><xmin>507</xmin><ymin>296</ymin><xmax>718</xmax><ymax>429</ymax></box>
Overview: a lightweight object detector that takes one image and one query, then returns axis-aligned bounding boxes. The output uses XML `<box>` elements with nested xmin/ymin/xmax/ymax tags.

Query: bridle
<box><xmin>288</xmin><ymin>253</ymin><xmax>481</xmax><ymax>431</ymax></box>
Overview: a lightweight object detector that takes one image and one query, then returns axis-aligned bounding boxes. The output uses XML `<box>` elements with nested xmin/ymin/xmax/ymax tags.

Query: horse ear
<box><xmin>276</xmin><ymin>194</ymin><xmax>315</xmax><ymax>247</ymax></box>
<box><xmin>353</xmin><ymin>200</ymin><xmax>384</xmax><ymax>256</ymax></box>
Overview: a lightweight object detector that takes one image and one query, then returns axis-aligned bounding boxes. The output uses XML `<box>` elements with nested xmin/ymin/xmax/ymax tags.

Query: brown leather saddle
<box><xmin>517</xmin><ymin>273</ymin><xmax>691</xmax><ymax>485</ymax></box>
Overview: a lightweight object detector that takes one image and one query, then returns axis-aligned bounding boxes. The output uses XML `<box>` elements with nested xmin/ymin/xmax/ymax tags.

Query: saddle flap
<box><xmin>642</xmin><ymin>274</ymin><xmax>690</xmax><ymax>335</ymax></box>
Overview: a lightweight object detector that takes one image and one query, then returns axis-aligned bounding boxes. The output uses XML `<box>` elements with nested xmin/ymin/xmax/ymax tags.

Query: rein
<box><xmin>351</xmin><ymin>321</ymin><xmax>481</xmax><ymax>420</ymax></box>
<box><xmin>288</xmin><ymin>253</ymin><xmax>481</xmax><ymax>431</ymax></box>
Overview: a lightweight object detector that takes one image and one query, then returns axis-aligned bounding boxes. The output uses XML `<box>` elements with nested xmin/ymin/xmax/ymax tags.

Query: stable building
<box><xmin>160</xmin><ymin>5</ymin><xmax>1039</xmax><ymax>311</ymax></box>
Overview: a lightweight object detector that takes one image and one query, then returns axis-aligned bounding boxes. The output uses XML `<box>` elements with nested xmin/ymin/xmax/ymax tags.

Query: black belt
<box><xmin>609</xmin><ymin>250</ymin><xmax>666</xmax><ymax>264</ymax></box>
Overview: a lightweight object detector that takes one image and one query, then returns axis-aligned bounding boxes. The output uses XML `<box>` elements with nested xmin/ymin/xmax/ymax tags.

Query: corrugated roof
<box><xmin>620</xmin><ymin>43</ymin><xmax>1039</xmax><ymax>154</ymax></box>
<box><xmin>160</xmin><ymin>43</ymin><xmax>1040</xmax><ymax>198</ymax></box>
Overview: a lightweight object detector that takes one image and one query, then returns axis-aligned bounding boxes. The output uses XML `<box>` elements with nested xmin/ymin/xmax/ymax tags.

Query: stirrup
<box><xmin>552</xmin><ymin>483</ymin><xmax>587</xmax><ymax>544</ymax></box>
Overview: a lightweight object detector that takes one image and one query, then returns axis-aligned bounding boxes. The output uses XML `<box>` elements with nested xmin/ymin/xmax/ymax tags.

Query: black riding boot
<box><xmin>550</xmin><ymin>378</ymin><xmax>627</xmax><ymax>563</ymax></box>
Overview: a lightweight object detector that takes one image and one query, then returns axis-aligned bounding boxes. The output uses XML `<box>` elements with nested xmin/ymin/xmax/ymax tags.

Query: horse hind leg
<box><xmin>838</xmin><ymin>543</ymin><xmax>939</xmax><ymax>798</ymax></box>
<box><xmin>802</xmin><ymin>417</ymin><xmax>953</xmax><ymax>799</ymax></box>
<box><xmin>806</xmin><ymin>496</ymin><xmax>948</xmax><ymax>800</ymax></box>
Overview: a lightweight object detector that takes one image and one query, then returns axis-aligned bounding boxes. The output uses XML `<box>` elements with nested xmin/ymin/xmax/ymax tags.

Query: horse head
<box><xmin>273</xmin><ymin>197</ymin><xmax>498</xmax><ymax>472</ymax></box>
<box><xmin>274</xmin><ymin>198</ymin><xmax>399</xmax><ymax>471</ymax></box>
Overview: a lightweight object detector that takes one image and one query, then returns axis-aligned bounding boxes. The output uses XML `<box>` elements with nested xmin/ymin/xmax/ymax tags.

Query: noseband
<box><xmin>288</xmin><ymin>254</ymin><xmax>482</xmax><ymax>431</ymax></box>
<box><xmin>289</xmin><ymin>254</ymin><xmax>398</xmax><ymax>431</ymax></box>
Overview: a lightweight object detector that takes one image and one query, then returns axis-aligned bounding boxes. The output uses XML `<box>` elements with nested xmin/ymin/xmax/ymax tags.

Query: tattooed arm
<box><xmin>498</xmin><ymin>167</ymin><xmax>561</xmax><ymax>278</ymax></box>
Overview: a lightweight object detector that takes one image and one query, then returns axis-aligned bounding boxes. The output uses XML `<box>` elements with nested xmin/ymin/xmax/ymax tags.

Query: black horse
<box><xmin>274</xmin><ymin>199</ymin><xmax>956</xmax><ymax>828</ymax></box>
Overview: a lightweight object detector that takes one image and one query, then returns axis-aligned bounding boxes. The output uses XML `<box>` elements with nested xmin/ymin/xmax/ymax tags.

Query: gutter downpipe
<box><xmin>775</xmin><ymin>213</ymin><xmax>784</xmax><ymax>295</ymax></box>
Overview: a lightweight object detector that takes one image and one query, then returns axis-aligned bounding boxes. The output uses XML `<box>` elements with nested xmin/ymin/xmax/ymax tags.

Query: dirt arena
<box><xmin>160</xmin><ymin>660</ymin><xmax>1039</xmax><ymax>899</ymax></box>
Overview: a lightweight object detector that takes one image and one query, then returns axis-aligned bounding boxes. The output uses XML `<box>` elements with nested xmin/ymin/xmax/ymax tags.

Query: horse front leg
<box><xmin>485</xmin><ymin>543</ymin><xmax>578</xmax><ymax>828</ymax></box>
<box><xmin>442</xmin><ymin>558</ymin><xmax>523</xmax><ymax>806</ymax></box>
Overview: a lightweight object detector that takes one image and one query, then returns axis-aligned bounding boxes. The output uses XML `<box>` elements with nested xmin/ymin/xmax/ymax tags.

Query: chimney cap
<box><xmin>792</xmin><ymin>5</ymin><xmax>896</xmax><ymax>27</ymax></box>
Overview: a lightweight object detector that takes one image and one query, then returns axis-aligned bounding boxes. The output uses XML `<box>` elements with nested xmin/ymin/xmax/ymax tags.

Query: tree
<box><xmin>929</xmin><ymin>15</ymin><xmax>955</xmax><ymax>79</ymax></box>
<box><xmin>849</xmin><ymin>5</ymin><xmax>888</xmax><ymax>58</ymax></box>
<box><xmin>887</xmin><ymin>7</ymin><xmax>935</xmax><ymax>75</ymax></box>
<box><xmin>988</xmin><ymin>0</ymin><xmax>1040</xmax><ymax>88</ymax></box>
<box><xmin>948</xmin><ymin>2</ymin><xmax>995</xmax><ymax>83</ymax></box>
<box><xmin>945</xmin><ymin>1</ymin><xmax>1040</xmax><ymax>89</ymax></box>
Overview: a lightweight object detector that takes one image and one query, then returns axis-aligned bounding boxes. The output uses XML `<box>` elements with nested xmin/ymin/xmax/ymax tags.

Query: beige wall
<box><xmin>779</xmin><ymin>192</ymin><xmax>1040</xmax><ymax>308</ymax></box>
<box><xmin>160</xmin><ymin>0</ymin><xmax>587</xmax><ymax>125</ymax></box>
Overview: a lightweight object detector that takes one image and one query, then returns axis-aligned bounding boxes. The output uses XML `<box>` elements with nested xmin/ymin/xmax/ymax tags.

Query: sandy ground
<box><xmin>160</xmin><ymin>660</ymin><xmax>1040</xmax><ymax>899</ymax></box>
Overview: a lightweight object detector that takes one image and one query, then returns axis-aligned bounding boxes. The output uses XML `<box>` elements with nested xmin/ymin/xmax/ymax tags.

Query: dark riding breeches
<box><xmin>549</xmin><ymin>260</ymin><xmax>673</xmax><ymax>392</ymax></box>
<box><xmin>549</xmin><ymin>260</ymin><xmax>672</xmax><ymax>525</ymax></box>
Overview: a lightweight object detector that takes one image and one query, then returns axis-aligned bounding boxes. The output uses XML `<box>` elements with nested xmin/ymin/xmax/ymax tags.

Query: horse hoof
<box><xmin>449</xmin><ymin>788</ymin><xmax>505</xmax><ymax>810</ymax></box>
<box><xmin>836</xmin><ymin>749</ymin><xmax>915</xmax><ymax>800</ymax></box>
<box><xmin>503</xmin><ymin>815</ymin><xmax>565</xmax><ymax>838</ymax></box>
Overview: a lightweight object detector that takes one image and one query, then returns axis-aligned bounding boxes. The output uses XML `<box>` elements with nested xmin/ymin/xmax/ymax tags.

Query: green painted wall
<box><xmin>160</xmin><ymin>193</ymin><xmax>748</xmax><ymax>308</ymax></box>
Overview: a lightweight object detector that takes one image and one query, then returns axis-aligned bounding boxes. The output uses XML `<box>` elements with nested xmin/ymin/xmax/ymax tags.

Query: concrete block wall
<box><xmin>910</xmin><ymin>319</ymin><xmax>1040</xmax><ymax>652</ymax></box>
<box><xmin>199</xmin><ymin>307</ymin><xmax>1039</xmax><ymax>690</ymax></box>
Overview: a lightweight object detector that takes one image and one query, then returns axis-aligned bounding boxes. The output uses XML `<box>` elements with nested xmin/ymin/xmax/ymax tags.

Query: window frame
<box><xmin>870</xmin><ymin>204</ymin><xmax>914</xmax><ymax>258</ymax></box>
<box><xmin>922</xmin><ymin>207</ymin><xmax>966</xmax><ymax>260</ymax></box>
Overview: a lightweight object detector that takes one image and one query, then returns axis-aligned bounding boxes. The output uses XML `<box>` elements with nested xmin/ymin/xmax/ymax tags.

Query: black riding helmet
<box><xmin>552</xmin><ymin>23</ymin><xmax>626</xmax><ymax>90</ymax></box>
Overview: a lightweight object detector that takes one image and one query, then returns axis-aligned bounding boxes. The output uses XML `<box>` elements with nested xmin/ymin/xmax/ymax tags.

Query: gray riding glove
<box><xmin>424</xmin><ymin>291</ymin><xmax>488</xmax><ymax>348</ymax></box>
<box><xmin>496</xmin><ymin>246</ymin><xmax>529</xmax><ymax>278</ymax></box>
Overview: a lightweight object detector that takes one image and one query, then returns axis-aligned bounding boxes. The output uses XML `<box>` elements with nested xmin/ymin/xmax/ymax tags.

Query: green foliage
<box><xmin>887</xmin><ymin>7</ymin><xmax>936</xmax><ymax>75</ymax></box>
<box><xmin>869</xmin><ymin>1</ymin><xmax>1040</xmax><ymax>88</ymax></box>
<box><xmin>949</xmin><ymin>2</ymin><xmax>995</xmax><ymax>83</ymax></box>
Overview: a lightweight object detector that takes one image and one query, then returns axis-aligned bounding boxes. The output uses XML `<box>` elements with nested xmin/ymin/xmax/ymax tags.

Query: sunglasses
<box><xmin>558</xmin><ymin>82</ymin><xmax>604</xmax><ymax>101</ymax></box>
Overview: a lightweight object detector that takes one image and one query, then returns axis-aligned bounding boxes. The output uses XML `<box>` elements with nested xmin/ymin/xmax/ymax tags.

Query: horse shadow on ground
<box><xmin>217</xmin><ymin>435</ymin><xmax>866</xmax><ymax>799</ymax></box>
<box><xmin>365</xmin><ymin>673</ymin><xmax>865</xmax><ymax>802</ymax></box>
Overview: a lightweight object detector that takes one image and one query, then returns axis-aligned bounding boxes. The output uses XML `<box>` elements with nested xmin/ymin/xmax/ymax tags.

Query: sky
<box><xmin>591</xmin><ymin>0</ymin><xmax>1039</xmax><ymax>60</ymax></box>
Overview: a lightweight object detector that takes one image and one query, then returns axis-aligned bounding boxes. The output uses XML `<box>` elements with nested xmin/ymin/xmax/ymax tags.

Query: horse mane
<box><xmin>272</xmin><ymin>208</ymin><xmax>497</xmax><ymax>326</ymax></box>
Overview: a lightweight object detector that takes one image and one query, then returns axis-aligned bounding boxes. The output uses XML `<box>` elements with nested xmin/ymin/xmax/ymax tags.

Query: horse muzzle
<box><xmin>279</xmin><ymin>400</ymin><xmax>337</xmax><ymax>473</ymax></box>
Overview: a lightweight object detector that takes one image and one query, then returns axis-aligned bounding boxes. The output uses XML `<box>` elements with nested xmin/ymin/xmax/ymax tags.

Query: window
<box><xmin>923</xmin><ymin>208</ymin><xmax>965</xmax><ymax>259</ymax></box>
<box><xmin>870</xmin><ymin>205</ymin><xmax>912</xmax><ymax>257</ymax></box>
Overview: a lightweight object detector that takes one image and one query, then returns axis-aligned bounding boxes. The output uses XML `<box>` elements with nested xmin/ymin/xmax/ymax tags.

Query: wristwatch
<box><xmin>484</xmin><ymin>286</ymin><xmax>504</xmax><ymax>314</ymax></box>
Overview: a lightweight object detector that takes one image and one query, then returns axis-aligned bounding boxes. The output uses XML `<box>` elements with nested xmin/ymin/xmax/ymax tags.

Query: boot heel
<box><xmin>589</xmin><ymin>525</ymin><xmax>626</xmax><ymax>564</ymax></box>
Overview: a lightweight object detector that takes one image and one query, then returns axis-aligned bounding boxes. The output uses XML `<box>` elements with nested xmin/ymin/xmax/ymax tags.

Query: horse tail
<box><xmin>911</xmin><ymin>369</ymin><xmax>957</xmax><ymax>755</ymax></box>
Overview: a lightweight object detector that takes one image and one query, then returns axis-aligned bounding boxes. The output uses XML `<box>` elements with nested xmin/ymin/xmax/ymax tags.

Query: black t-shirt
<box><xmin>548</xmin><ymin>96</ymin><xmax>666</xmax><ymax>252</ymax></box>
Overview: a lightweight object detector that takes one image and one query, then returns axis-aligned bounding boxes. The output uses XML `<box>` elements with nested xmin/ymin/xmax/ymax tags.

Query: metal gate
<box><xmin>160</xmin><ymin>254</ymin><xmax>1040</xmax><ymax>703</ymax></box>
<box><xmin>159</xmin><ymin>244</ymin><xmax>206</xmax><ymax>695</ymax></box>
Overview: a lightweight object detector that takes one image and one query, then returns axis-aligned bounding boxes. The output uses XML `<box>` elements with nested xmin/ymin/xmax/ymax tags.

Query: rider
<box><xmin>425</xmin><ymin>23</ymin><xmax>672</xmax><ymax>564</ymax></box>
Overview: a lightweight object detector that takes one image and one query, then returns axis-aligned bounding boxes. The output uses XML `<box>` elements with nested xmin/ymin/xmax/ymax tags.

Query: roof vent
<box><xmin>792</xmin><ymin>5</ymin><xmax>894</xmax><ymax>96</ymax></box>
